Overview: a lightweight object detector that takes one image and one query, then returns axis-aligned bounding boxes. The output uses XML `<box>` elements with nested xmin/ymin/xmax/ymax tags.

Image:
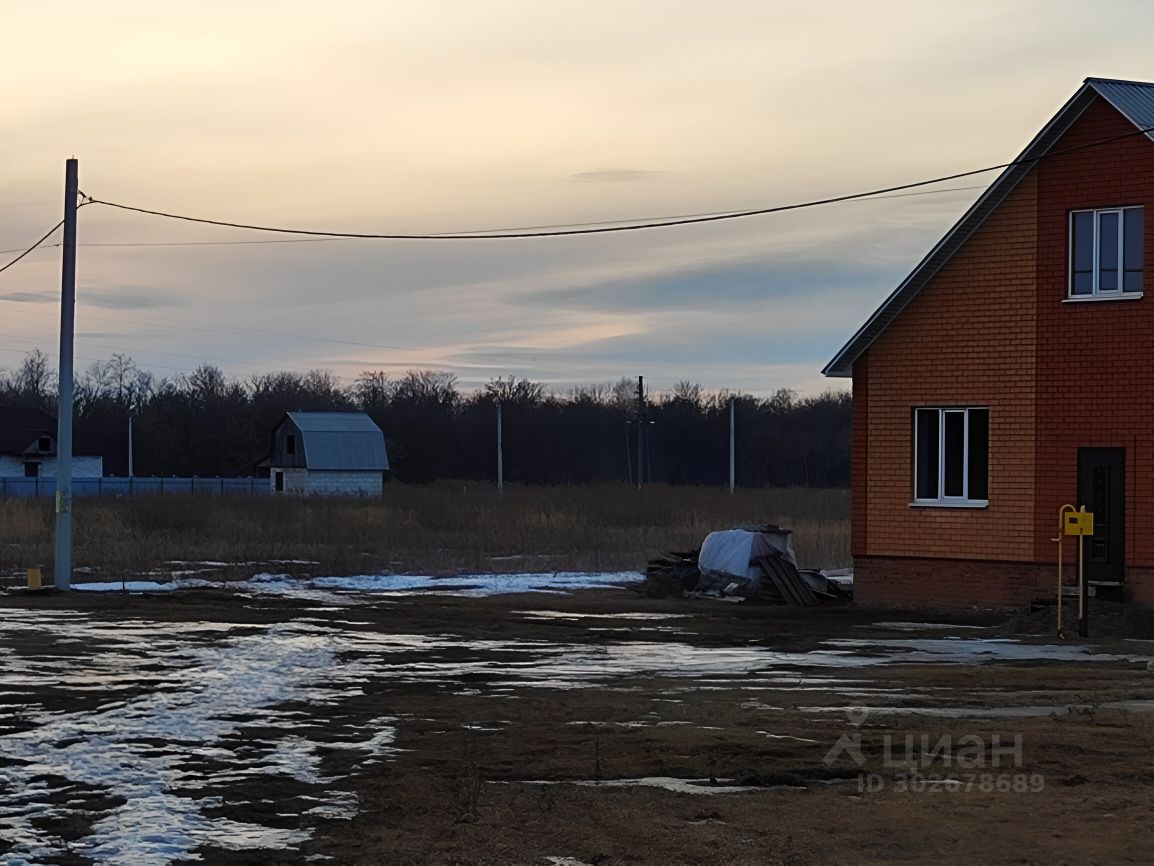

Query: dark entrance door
<box><xmin>1077</xmin><ymin>448</ymin><xmax>1125</xmax><ymax>583</ymax></box>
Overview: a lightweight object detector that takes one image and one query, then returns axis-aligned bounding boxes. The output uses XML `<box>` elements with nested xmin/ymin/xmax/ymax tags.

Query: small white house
<box><xmin>266</xmin><ymin>411</ymin><xmax>389</xmax><ymax>496</ymax></box>
<box><xmin>0</xmin><ymin>407</ymin><xmax>103</xmax><ymax>479</ymax></box>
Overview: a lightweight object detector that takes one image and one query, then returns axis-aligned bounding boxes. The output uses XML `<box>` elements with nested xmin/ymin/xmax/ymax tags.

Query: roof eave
<box><xmin>821</xmin><ymin>81</ymin><xmax>1105</xmax><ymax>378</ymax></box>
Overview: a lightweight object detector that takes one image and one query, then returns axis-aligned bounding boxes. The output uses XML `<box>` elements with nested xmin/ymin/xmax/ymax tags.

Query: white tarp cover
<box><xmin>697</xmin><ymin>528</ymin><xmax>797</xmax><ymax>591</ymax></box>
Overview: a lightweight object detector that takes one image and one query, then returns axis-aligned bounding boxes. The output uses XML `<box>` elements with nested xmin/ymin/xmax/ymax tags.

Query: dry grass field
<box><xmin>0</xmin><ymin>483</ymin><xmax>849</xmax><ymax>579</ymax></box>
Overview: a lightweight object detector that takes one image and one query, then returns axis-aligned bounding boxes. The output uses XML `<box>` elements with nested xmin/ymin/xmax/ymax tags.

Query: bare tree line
<box><xmin>0</xmin><ymin>350</ymin><xmax>850</xmax><ymax>487</ymax></box>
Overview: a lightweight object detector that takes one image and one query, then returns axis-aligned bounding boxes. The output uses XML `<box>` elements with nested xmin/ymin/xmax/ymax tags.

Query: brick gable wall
<box><xmin>860</xmin><ymin>171</ymin><xmax>1039</xmax><ymax>567</ymax></box>
<box><xmin>852</xmin><ymin>93</ymin><xmax>1154</xmax><ymax>607</ymax></box>
<box><xmin>1034</xmin><ymin>97</ymin><xmax>1154</xmax><ymax>607</ymax></box>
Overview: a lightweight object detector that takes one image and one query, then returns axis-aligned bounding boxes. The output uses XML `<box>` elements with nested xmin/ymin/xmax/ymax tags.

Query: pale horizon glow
<box><xmin>4</xmin><ymin>1</ymin><xmax>1154</xmax><ymax>396</ymax></box>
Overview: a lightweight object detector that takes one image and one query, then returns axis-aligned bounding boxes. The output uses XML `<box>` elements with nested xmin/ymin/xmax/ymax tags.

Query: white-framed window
<box><xmin>1069</xmin><ymin>206</ymin><xmax>1144</xmax><ymax>297</ymax></box>
<box><xmin>913</xmin><ymin>407</ymin><xmax>989</xmax><ymax>505</ymax></box>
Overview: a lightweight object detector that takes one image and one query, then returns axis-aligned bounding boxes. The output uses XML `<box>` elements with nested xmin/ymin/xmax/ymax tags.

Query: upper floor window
<box><xmin>286</xmin><ymin>434</ymin><xmax>296</xmax><ymax>456</ymax></box>
<box><xmin>914</xmin><ymin>407</ymin><xmax>989</xmax><ymax>506</ymax></box>
<box><xmin>1070</xmin><ymin>206</ymin><xmax>1143</xmax><ymax>298</ymax></box>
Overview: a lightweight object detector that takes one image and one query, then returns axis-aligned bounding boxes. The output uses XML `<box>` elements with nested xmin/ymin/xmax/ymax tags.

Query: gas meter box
<box><xmin>1064</xmin><ymin>510</ymin><xmax>1094</xmax><ymax>536</ymax></box>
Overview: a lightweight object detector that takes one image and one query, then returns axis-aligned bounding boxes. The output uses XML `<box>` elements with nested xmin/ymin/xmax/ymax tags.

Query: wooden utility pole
<box><xmin>54</xmin><ymin>158</ymin><xmax>78</xmax><ymax>591</ymax></box>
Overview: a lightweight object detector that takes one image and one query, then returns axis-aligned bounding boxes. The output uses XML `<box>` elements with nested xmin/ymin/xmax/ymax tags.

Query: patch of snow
<box><xmin>309</xmin><ymin>571</ymin><xmax>641</xmax><ymax>596</ymax></box>
<box><xmin>71</xmin><ymin>571</ymin><xmax>643</xmax><ymax>601</ymax></box>
<box><xmin>0</xmin><ymin>619</ymin><xmax>394</xmax><ymax>865</ymax></box>
<box><xmin>73</xmin><ymin>579</ymin><xmax>220</xmax><ymax>593</ymax></box>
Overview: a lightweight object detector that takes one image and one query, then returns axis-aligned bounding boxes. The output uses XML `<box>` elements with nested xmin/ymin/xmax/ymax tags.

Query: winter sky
<box><xmin>3</xmin><ymin>1</ymin><xmax>1154</xmax><ymax>396</ymax></box>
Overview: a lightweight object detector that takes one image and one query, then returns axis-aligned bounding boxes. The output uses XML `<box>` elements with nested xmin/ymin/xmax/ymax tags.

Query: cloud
<box><xmin>0</xmin><ymin>287</ymin><xmax>180</xmax><ymax>310</ymax></box>
<box><xmin>566</xmin><ymin>169</ymin><xmax>667</xmax><ymax>183</ymax></box>
<box><xmin>511</xmin><ymin>253</ymin><xmax>897</xmax><ymax>314</ymax></box>
<box><xmin>79</xmin><ymin>289</ymin><xmax>180</xmax><ymax>310</ymax></box>
<box><xmin>0</xmin><ymin>291</ymin><xmax>53</xmax><ymax>304</ymax></box>
<box><xmin>5</xmin><ymin>2</ymin><xmax>1154</xmax><ymax>396</ymax></box>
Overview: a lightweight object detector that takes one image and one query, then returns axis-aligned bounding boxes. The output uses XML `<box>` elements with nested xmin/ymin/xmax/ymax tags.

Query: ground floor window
<box><xmin>23</xmin><ymin>462</ymin><xmax>40</xmax><ymax>478</ymax></box>
<box><xmin>913</xmin><ymin>407</ymin><xmax>988</xmax><ymax>505</ymax></box>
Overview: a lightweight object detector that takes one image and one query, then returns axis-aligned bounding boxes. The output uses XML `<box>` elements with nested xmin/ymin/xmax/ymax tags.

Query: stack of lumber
<box><xmin>643</xmin><ymin>549</ymin><xmax>701</xmax><ymax>597</ymax></box>
<box><xmin>645</xmin><ymin>543</ymin><xmax>852</xmax><ymax>606</ymax></box>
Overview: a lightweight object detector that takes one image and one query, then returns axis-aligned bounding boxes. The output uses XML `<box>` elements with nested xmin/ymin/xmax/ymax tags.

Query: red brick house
<box><xmin>824</xmin><ymin>77</ymin><xmax>1154</xmax><ymax>608</ymax></box>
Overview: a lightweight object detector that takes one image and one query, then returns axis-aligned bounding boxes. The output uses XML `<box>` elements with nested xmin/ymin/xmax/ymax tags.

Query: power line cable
<box><xmin>0</xmin><ymin>183</ymin><xmax>986</xmax><ymax>256</ymax></box>
<box><xmin>80</xmin><ymin>123</ymin><xmax>1154</xmax><ymax>240</ymax></box>
<box><xmin>381</xmin><ymin>183</ymin><xmax>989</xmax><ymax>235</ymax></box>
<box><xmin>0</xmin><ymin>220</ymin><xmax>64</xmax><ymax>273</ymax></box>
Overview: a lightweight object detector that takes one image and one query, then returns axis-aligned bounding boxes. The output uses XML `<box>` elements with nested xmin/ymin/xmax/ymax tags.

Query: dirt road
<box><xmin>2</xmin><ymin>582</ymin><xmax>1153</xmax><ymax>865</ymax></box>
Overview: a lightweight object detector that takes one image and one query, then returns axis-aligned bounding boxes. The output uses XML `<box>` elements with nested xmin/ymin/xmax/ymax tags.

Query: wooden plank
<box><xmin>756</xmin><ymin>555</ymin><xmax>818</xmax><ymax>607</ymax></box>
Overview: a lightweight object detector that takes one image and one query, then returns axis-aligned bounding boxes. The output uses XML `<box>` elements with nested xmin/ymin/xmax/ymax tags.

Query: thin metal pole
<box><xmin>54</xmin><ymin>158</ymin><xmax>78</xmax><ymax>591</ymax></box>
<box><xmin>624</xmin><ymin>423</ymin><xmax>632</xmax><ymax>484</ymax></box>
<box><xmin>1078</xmin><ymin>526</ymin><xmax>1088</xmax><ymax>638</ymax></box>
<box><xmin>636</xmin><ymin>376</ymin><xmax>644</xmax><ymax>489</ymax></box>
<box><xmin>729</xmin><ymin>397</ymin><xmax>735</xmax><ymax>494</ymax></box>
<box><xmin>127</xmin><ymin>412</ymin><xmax>134</xmax><ymax>478</ymax></box>
<box><xmin>496</xmin><ymin>403</ymin><xmax>504</xmax><ymax>495</ymax></box>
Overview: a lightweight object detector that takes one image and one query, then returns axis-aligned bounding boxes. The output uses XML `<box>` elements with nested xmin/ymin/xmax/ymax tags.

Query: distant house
<box><xmin>266</xmin><ymin>411</ymin><xmax>389</xmax><ymax>496</ymax></box>
<box><xmin>0</xmin><ymin>407</ymin><xmax>103</xmax><ymax>479</ymax></box>
<box><xmin>823</xmin><ymin>77</ymin><xmax>1154</xmax><ymax>608</ymax></box>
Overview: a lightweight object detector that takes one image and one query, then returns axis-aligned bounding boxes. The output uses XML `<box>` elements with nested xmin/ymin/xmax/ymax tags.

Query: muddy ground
<box><xmin>2</xmin><ymin>586</ymin><xmax>1153</xmax><ymax>865</ymax></box>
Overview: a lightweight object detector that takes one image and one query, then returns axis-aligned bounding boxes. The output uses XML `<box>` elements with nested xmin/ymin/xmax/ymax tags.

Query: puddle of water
<box><xmin>824</xmin><ymin>638</ymin><xmax>1154</xmax><ymax>665</ymax></box>
<box><xmin>799</xmin><ymin>700</ymin><xmax>1154</xmax><ymax>719</ymax></box>
<box><xmin>756</xmin><ymin>731</ymin><xmax>821</xmax><ymax>743</ymax></box>
<box><xmin>507</xmin><ymin>777</ymin><xmax>768</xmax><ymax>794</ymax></box>
<box><xmin>868</xmin><ymin>622</ymin><xmax>996</xmax><ymax>632</ymax></box>
<box><xmin>521</xmin><ymin>611</ymin><xmax>688</xmax><ymax>621</ymax></box>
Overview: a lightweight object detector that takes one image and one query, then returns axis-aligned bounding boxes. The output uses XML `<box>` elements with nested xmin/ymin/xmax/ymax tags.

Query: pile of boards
<box><xmin>645</xmin><ymin>525</ymin><xmax>852</xmax><ymax>606</ymax></box>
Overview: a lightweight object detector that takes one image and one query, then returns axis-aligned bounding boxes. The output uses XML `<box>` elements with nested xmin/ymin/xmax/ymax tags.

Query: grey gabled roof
<box><xmin>823</xmin><ymin>77</ymin><xmax>1154</xmax><ymax>377</ymax></box>
<box><xmin>284</xmin><ymin>411</ymin><xmax>389</xmax><ymax>471</ymax></box>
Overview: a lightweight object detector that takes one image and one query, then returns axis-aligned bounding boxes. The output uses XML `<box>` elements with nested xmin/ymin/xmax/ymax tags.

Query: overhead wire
<box><xmin>0</xmin><ymin>219</ymin><xmax>65</xmax><ymax>274</ymax></box>
<box><xmin>0</xmin><ymin>183</ymin><xmax>985</xmax><ymax>259</ymax></box>
<box><xmin>79</xmin><ymin>121</ymin><xmax>1154</xmax><ymax>240</ymax></box>
<box><xmin>2</xmin><ymin>119</ymin><xmax>1153</xmax><ymax>373</ymax></box>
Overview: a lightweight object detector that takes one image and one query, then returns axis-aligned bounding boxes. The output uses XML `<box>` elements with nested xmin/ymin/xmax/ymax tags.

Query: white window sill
<box><xmin>1063</xmin><ymin>292</ymin><xmax>1143</xmax><ymax>303</ymax></box>
<box><xmin>909</xmin><ymin>500</ymin><xmax>989</xmax><ymax>509</ymax></box>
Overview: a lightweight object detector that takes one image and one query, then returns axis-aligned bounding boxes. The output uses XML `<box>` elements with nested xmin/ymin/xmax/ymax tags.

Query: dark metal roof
<box><xmin>823</xmin><ymin>77</ymin><xmax>1154</xmax><ymax>377</ymax></box>
<box><xmin>284</xmin><ymin>411</ymin><xmax>389</xmax><ymax>471</ymax></box>
<box><xmin>1086</xmin><ymin>78</ymin><xmax>1154</xmax><ymax>140</ymax></box>
<box><xmin>0</xmin><ymin>406</ymin><xmax>102</xmax><ymax>456</ymax></box>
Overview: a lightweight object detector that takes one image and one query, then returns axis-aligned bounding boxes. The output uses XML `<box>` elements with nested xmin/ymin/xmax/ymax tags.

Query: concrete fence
<box><xmin>0</xmin><ymin>477</ymin><xmax>269</xmax><ymax>498</ymax></box>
